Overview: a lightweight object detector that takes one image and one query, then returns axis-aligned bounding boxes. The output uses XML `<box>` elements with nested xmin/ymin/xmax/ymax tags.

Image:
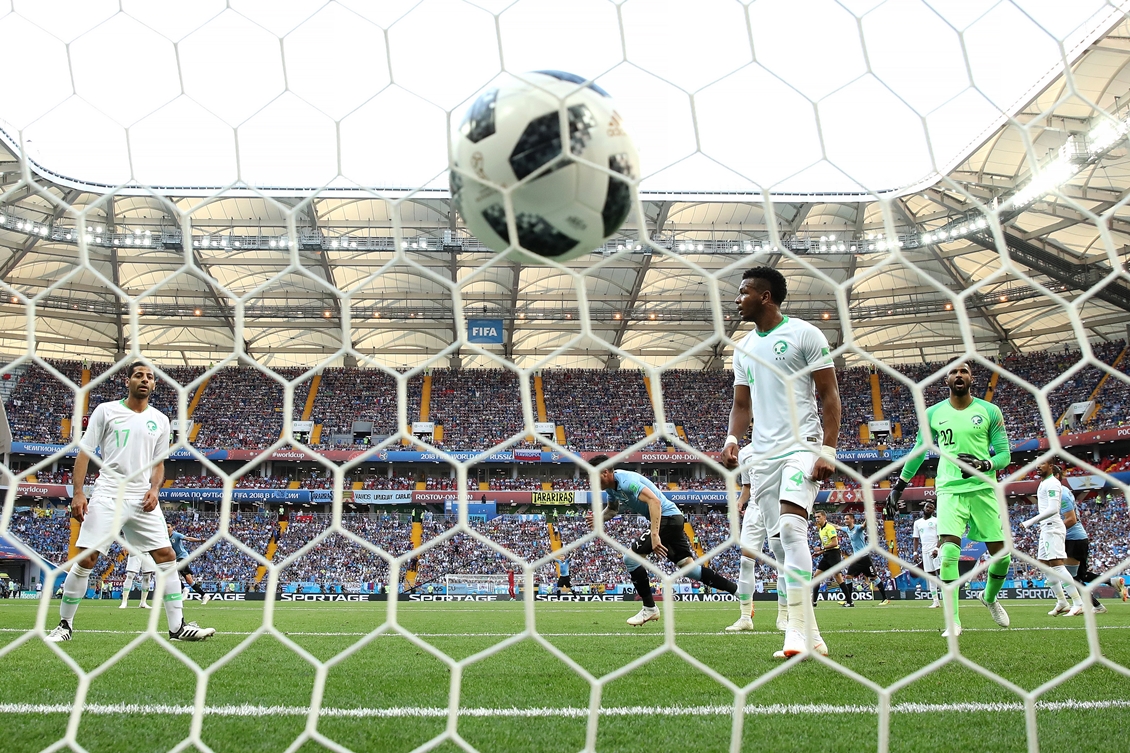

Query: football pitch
<box><xmin>1</xmin><ymin>599</ymin><xmax>1128</xmax><ymax>753</ymax></box>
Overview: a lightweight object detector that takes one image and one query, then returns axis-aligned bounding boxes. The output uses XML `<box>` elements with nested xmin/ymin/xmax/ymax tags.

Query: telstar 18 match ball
<box><xmin>450</xmin><ymin>70</ymin><xmax>640</xmax><ymax>265</ymax></box>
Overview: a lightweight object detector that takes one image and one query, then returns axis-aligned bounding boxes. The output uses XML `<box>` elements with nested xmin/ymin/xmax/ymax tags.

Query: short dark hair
<box><xmin>126</xmin><ymin>361</ymin><xmax>151</xmax><ymax>378</ymax></box>
<box><xmin>587</xmin><ymin>454</ymin><xmax>611</xmax><ymax>468</ymax></box>
<box><xmin>742</xmin><ymin>266</ymin><xmax>787</xmax><ymax>304</ymax></box>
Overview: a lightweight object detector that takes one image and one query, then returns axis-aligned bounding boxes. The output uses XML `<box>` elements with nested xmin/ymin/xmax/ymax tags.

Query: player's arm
<box><xmin>737</xmin><ymin>483</ymin><xmax>750</xmax><ymax>518</ymax></box>
<box><xmin>811</xmin><ymin>367</ymin><xmax>840</xmax><ymax>481</ymax></box>
<box><xmin>1063</xmin><ymin>506</ymin><xmax>1079</xmax><ymax>528</ymax></box>
<box><xmin>889</xmin><ymin>420</ymin><xmax>930</xmax><ymax>514</ymax></box>
<box><xmin>987</xmin><ymin>406</ymin><xmax>1011</xmax><ymax>471</ymax></box>
<box><xmin>70</xmin><ymin>450</ymin><xmax>93</xmax><ymax>522</ymax></box>
<box><xmin>595</xmin><ymin>494</ymin><xmax>619</xmax><ymax>526</ymax></box>
<box><xmin>912</xmin><ymin>527</ymin><xmax>921</xmax><ymax>556</ymax></box>
<box><xmin>142</xmin><ymin>460</ymin><xmax>164</xmax><ymax>512</ymax></box>
<box><xmin>142</xmin><ymin>419</ymin><xmax>171</xmax><ymax>512</ymax></box>
<box><xmin>1022</xmin><ymin>507</ymin><xmax>1058</xmax><ymax>529</ymax></box>
<box><xmin>637</xmin><ymin>487</ymin><xmax>668</xmax><ymax>558</ymax></box>
<box><xmin>71</xmin><ymin>406</ymin><xmax>103</xmax><ymax>522</ymax></box>
<box><xmin>723</xmin><ymin>384</ymin><xmax>751</xmax><ymax>468</ymax></box>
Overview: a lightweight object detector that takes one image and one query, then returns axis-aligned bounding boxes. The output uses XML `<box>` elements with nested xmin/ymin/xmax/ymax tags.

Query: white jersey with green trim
<box><xmin>732</xmin><ymin>315</ymin><xmax>834</xmax><ymax>457</ymax></box>
<box><xmin>79</xmin><ymin>400</ymin><xmax>171</xmax><ymax>499</ymax></box>
<box><xmin>1036</xmin><ymin>476</ymin><xmax>1068</xmax><ymax>536</ymax></box>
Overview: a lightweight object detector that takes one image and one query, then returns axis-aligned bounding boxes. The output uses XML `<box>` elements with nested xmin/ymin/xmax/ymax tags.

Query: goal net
<box><xmin>1</xmin><ymin>2</ymin><xmax>1129</xmax><ymax>753</ymax></box>
<box><xmin>443</xmin><ymin>573</ymin><xmax>515</xmax><ymax>596</ymax></box>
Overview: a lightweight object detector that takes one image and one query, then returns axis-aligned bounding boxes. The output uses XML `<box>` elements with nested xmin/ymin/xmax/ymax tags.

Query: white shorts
<box><xmin>75</xmin><ymin>495</ymin><xmax>172</xmax><ymax>557</ymax></box>
<box><xmin>125</xmin><ymin>552</ymin><xmax>158</xmax><ymax>575</ymax></box>
<box><xmin>740</xmin><ymin>493</ymin><xmax>767</xmax><ymax>554</ymax></box>
<box><xmin>751</xmin><ymin>451</ymin><xmax>819</xmax><ymax>539</ymax></box>
<box><xmin>1038</xmin><ymin>528</ymin><xmax>1067</xmax><ymax>561</ymax></box>
<box><xmin>921</xmin><ymin>547</ymin><xmax>939</xmax><ymax>573</ymax></box>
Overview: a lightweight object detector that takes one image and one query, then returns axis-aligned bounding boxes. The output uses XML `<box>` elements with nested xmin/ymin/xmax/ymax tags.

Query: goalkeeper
<box><xmin>886</xmin><ymin>362</ymin><xmax>1012</xmax><ymax>636</ymax></box>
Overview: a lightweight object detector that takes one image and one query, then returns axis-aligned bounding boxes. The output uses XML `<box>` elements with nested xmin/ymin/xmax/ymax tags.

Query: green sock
<box><xmin>984</xmin><ymin>554</ymin><xmax>1011</xmax><ymax>603</ymax></box>
<box><xmin>940</xmin><ymin>541</ymin><xmax>962</xmax><ymax>626</ymax></box>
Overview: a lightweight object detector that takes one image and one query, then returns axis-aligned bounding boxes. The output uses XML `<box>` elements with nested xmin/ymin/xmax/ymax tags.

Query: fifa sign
<box><xmin>467</xmin><ymin>319</ymin><xmax>504</xmax><ymax>343</ymax></box>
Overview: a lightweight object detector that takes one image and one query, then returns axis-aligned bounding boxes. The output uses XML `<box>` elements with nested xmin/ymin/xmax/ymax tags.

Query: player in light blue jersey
<box><xmin>838</xmin><ymin>513</ymin><xmax>890</xmax><ymax>605</ymax></box>
<box><xmin>1056</xmin><ymin>468</ymin><xmax>1106</xmax><ymax>614</ymax></box>
<box><xmin>555</xmin><ymin>556</ymin><xmax>572</xmax><ymax>594</ymax></box>
<box><xmin>168</xmin><ymin>524</ymin><xmax>210</xmax><ymax>605</ymax></box>
<box><xmin>591</xmin><ymin>455</ymin><xmax>737</xmax><ymax>626</ymax></box>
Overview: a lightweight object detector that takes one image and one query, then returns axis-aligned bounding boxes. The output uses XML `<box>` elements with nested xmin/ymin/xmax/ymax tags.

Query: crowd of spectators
<box><xmin>190</xmin><ymin>366</ymin><xmax>311</xmax><ymax>449</ymax></box>
<box><xmin>1087</xmin><ymin>349</ymin><xmax>1130</xmax><ymax>431</ymax></box>
<box><xmin>26</xmin><ymin>470</ymin><xmax>95</xmax><ymax>485</ymax></box>
<box><xmin>4</xmin><ymin>344</ymin><xmax>1129</xmax><ymax>458</ymax></box>
<box><xmin>837</xmin><ymin>366</ymin><xmax>877</xmax><ymax>450</ymax></box>
<box><xmin>541</xmin><ymin>369</ymin><xmax>654</xmax><ymax>451</ymax></box>
<box><xmin>313</xmin><ymin>367</ymin><xmax>420</xmax><ymax>444</ymax></box>
<box><xmin>88</xmin><ymin>363</ymin><xmax>207</xmax><ymax>420</ymax></box>
<box><xmin>4</xmin><ymin>360</ymin><xmax>83</xmax><ymax>443</ymax></box>
<box><xmin>551</xmin><ymin>477</ymin><xmax>590</xmax><ymax>490</ymax></box>
<box><xmin>657</xmin><ymin>370</ymin><xmax>731</xmax><ymax>448</ymax></box>
<box><xmin>429</xmin><ymin>369</ymin><xmax>538</xmax><ymax>452</ymax></box>
<box><xmin>988</xmin><ymin>341</ymin><xmax>1124</xmax><ymax>440</ymax></box>
<box><xmin>414</xmin><ymin>517</ymin><xmax>554</xmax><ymax>585</ymax></box>
<box><xmin>170</xmin><ymin>474</ymin><xmax>291</xmax><ymax>489</ymax></box>
<box><xmin>362</xmin><ymin>475</ymin><xmax>416</xmax><ymax>490</ymax></box>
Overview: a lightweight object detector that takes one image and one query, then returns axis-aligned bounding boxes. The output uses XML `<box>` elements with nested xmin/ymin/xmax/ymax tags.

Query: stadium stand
<box><xmin>541</xmin><ymin>369</ymin><xmax>655</xmax><ymax>451</ymax></box>
<box><xmin>190</xmin><ymin>366</ymin><xmax>312</xmax><ymax>449</ymax></box>
<box><xmin>5</xmin><ymin>345</ymin><xmax>1128</xmax><ymax>451</ymax></box>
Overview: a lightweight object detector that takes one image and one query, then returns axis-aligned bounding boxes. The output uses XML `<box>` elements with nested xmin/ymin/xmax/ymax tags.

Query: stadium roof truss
<box><xmin>0</xmin><ymin>2</ymin><xmax>1129</xmax><ymax>369</ymax></box>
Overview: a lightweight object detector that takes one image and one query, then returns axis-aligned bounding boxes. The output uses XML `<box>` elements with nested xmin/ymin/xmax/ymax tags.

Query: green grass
<box><xmin>1</xmin><ymin>598</ymin><xmax>1128</xmax><ymax>752</ymax></box>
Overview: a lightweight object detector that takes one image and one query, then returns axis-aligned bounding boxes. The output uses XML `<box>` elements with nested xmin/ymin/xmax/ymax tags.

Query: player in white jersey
<box><xmin>912</xmin><ymin>502</ymin><xmax>941</xmax><ymax>608</ymax></box>
<box><xmin>1022</xmin><ymin>460</ymin><xmax>1083</xmax><ymax>616</ymax></box>
<box><xmin>726</xmin><ymin>443</ymin><xmax>789</xmax><ymax>633</ymax></box>
<box><xmin>120</xmin><ymin>549</ymin><xmax>158</xmax><ymax>609</ymax></box>
<box><xmin>721</xmin><ymin>266</ymin><xmax>842</xmax><ymax>659</ymax></box>
<box><xmin>45</xmin><ymin>362</ymin><xmax>214</xmax><ymax>643</ymax></box>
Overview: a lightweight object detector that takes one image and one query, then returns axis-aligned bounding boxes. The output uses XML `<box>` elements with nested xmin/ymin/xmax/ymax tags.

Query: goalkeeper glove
<box><xmin>885</xmin><ymin>477</ymin><xmax>908</xmax><ymax>517</ymax></box>
<box><xmin>955</xmin><ymin>452</ymin><xmax>992</xmax><ymax>478</ymax></box>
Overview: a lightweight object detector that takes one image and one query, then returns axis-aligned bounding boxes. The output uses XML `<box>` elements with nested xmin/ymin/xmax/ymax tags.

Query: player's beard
<box><xmin>949</xmin><ymin>380</ymin><xmax>969</xmax><ymax>397</ymax></box>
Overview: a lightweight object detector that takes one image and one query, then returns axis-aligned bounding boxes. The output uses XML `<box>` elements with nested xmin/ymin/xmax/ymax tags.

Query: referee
<box><xmin>812</xmin><ymin>511</ymin><xmax>853</xmax><ymax>607</ymax></box>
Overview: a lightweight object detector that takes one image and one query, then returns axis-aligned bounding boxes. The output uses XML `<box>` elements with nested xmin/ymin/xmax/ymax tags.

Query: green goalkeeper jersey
<box><xmin>899</xmin><ymin>397</ymin><xmax>1011</xmax><ymax>493</ymax></box>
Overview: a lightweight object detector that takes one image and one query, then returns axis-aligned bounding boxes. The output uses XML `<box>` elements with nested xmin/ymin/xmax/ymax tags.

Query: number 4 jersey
<box><xmin>79</xmin><ymin>400</ymin><xmax>171</xmax><ymax>499</ymax></box>
<box><xmin>901</xmin><ymin>397</ymin><xmax>1010</xmax><ymax>494</ymax></box>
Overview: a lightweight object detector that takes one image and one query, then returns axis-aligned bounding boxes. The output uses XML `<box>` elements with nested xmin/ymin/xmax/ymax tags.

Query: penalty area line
<box><xmin>3</xmin><ymin>699</ymin><xmax>1130</xmax><ymax>718</ymax></box>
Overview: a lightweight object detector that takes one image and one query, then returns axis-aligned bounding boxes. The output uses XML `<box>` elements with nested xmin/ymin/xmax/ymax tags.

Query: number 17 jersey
<box><xmin>80</xmin><ymin>400</ymin><xmax>171</xmax><ymax>499</ymax></box>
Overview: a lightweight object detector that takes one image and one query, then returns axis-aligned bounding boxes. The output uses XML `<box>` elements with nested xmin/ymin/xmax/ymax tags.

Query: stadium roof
<box><xmin>1</xmin><ymin>2</ymin><xmax>1130</xmax><ymax>371</ymax></box>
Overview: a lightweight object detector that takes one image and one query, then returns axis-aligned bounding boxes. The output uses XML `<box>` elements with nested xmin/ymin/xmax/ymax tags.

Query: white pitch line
<box><xmin>0</xmin><ymin>625</ymin><xmax>1127</xmax><ymax>638</ymax></box>
<box><xmin>3</xmin><ymin>699</ymin><xmax>1129</xmax><ymax>718</ymax></box>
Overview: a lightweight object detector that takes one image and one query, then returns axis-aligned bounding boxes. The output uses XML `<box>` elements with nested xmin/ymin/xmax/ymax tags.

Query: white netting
<box><xmin>1</xmin><ymin>2</ymin><xmax>1130</xmax><ymax>752</ymax></box>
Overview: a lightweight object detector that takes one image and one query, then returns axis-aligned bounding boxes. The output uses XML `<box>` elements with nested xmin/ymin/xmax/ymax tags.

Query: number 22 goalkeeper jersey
<box><xmin>899</xmin><ymin>398</ymin><xmax>1010</xmax><ymax>493</ymax></box>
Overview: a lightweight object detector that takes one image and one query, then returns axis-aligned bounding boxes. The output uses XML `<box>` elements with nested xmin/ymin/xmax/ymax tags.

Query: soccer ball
<box><xmin>450</xmin><ymin>70</ymin><xmax>640</xmax><ymax>265</ymax></box>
